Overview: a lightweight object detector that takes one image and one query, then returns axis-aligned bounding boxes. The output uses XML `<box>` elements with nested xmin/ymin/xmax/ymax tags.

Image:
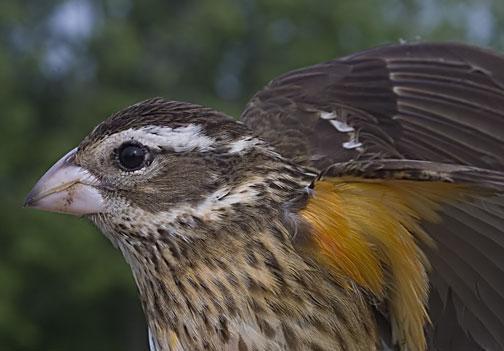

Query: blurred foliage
<box><xmin>1</xmin><ymin>0</ymin><xmax>504</xmax><ymax>350</ymax></box>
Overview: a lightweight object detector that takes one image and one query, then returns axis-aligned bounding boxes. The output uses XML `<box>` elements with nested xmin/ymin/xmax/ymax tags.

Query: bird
<box><xmin>25</xmin><ymin>42</ymin><xmax>504</xmax><ymax>351</ymax></box>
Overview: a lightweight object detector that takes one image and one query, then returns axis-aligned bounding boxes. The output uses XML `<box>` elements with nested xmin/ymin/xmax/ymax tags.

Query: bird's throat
<box><xmin>97</xmin><ymin>212</ymin><xmax>378</xmax><ymax>351</ymax></box>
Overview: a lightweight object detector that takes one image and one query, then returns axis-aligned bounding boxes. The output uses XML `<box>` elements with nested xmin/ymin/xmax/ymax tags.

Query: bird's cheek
<box><xmin>24</xmin><ymin>147</ymin><xmax>106</xmax><ymax>216</ymax></box>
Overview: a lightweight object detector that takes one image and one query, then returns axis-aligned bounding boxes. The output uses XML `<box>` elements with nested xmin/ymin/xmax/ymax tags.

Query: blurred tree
<box><xmin>1</xmin><ymin>0</ymin><xmax>503</xmax><ymax>350</ymax></box>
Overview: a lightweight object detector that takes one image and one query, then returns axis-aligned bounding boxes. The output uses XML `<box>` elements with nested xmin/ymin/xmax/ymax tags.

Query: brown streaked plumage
<box><xmin>25</xmin><ymin>42</ymin><xmax>504</xmax><ymax>351</ymax></box>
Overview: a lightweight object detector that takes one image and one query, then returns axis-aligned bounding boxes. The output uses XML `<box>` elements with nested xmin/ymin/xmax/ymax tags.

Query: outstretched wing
<box><xmin>241</xmin><ymin>42</ymin><xmax>504</xmax><ymax>171</ymax></box>
<box><xmin>241</xmin><ymin>42</ymin><xmax>504</xmax><ymax>351</ymax></box>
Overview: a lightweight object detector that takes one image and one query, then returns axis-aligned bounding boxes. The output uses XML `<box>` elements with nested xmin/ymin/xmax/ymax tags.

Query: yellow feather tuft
<box><xmin>299</xmin><ymin>178</ymin><xmax>469</xmax><ymax>351</ymax></box>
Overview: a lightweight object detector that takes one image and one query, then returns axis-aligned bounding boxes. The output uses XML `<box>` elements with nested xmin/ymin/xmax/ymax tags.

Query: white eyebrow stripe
<box><xmin>115</xmin><ymin>124</ymin><xmax>216</xmax><ymax>152</ymax></box>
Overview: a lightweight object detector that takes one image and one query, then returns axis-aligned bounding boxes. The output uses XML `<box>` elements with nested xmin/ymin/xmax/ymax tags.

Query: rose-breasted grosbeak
<box><xmin>25</xmin><ymin>42</ymin><xmax>504</xmax><ymax>351</ymax></box>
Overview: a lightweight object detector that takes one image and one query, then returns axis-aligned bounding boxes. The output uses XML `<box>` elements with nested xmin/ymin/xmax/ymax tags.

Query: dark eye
<box><xmin>117</xmin><ymin>143</ymin><xmax>148</xmax><ymax>171</ymax></box>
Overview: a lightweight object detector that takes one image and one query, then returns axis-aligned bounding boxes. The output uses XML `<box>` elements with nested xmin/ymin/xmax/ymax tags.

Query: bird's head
<box><xmin>25</xmin><ymin>98</ymin><xmax>310</xmax><ymax>247</ymax></box>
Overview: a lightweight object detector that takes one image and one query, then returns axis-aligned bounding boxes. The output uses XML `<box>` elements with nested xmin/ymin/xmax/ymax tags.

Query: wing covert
<box><xmin>241</xmin><ymin>42</ymin><xmax>504</xmax><ymax>171</ymax></box>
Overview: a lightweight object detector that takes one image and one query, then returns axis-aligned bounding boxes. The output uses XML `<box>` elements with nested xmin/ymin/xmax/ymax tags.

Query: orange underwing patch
<box><xmin>299</xmin><ymin>178</ymin><xmax>470</xmax><ymax>351</ymax></box>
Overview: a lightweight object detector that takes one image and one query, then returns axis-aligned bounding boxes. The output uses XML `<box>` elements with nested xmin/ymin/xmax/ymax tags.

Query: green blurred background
<box><xmin>1</xmin><ymin>0</ymin><xmax>504</xmax><ymax>350</ymax></box>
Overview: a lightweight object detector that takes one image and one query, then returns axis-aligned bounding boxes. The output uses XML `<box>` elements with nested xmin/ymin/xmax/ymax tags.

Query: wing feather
<box><xmin>242</xmin><ymin>42</ymin><xmax>504</xmax><ymax>170</ymax></box>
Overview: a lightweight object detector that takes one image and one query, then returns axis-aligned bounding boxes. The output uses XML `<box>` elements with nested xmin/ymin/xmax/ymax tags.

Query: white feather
<box><xmin>320</xmin><ymin>111</ymin><xmax>355</xmax><ymax>132</ymax></box>
<box><xmin>329</xmin><ymin>119</ymin><xmax>354</xmax><ymax>132</ymax></box>
<box><xmin>320</xmin><ymin>111</ymin><xmax>336</xmax><ymax>120</ymax></box>
<box><xmin>148</xmin><ymin>327</ymin><xmax>158</xmax><ymax>351</ymax></box>
<box><xmin>228</xmin><ymin>137</ymin><xmax>262</xmax><ymax>153</ymax></box>
<box><xmin>343</xmin><ymin>139</ymin><xmax>363</xmax><ymax>149</ymax></box>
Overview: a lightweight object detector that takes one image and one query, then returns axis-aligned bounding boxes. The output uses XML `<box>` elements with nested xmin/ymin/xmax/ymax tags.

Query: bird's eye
<box><xmin>117</xmin><ymin>143</ymin><xmax>148</xmax><ymax>171</ymax></box>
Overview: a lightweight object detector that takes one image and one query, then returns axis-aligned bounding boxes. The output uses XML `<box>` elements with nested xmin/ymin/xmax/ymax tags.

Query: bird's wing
<box><xmin>295</xmin><ymin>159</ymin><xmax>504</xmax><ymax>351</ymax></box>
<box><xmin>241</xmin><ymin>42</ymin><xmax>504</xmax><ymax>351</ymax></box>
<box><xmin>241</xmin><ymin>42</ymin><xmax>504</xmax><ymax>171</ymax></box>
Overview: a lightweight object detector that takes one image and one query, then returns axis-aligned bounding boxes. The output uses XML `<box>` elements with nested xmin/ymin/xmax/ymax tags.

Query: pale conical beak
<box><xmin>24</xmin><ymin>147</ymin><xmax>105</xmax><ymax>216</ymax></box>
